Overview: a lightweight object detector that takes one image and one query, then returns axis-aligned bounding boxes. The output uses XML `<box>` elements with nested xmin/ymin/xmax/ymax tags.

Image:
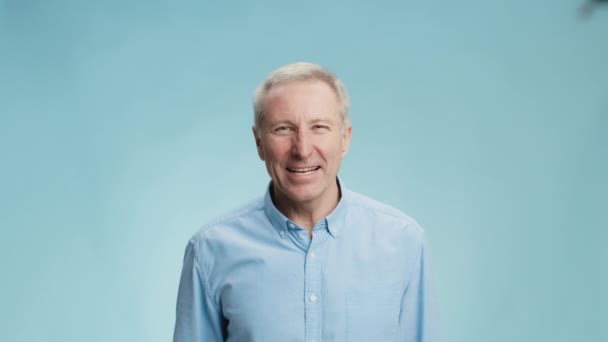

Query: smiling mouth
<box><xmin>286</xmin><ymin>166</ymin><xmax>321</xmax><ymax>174</ymax></box>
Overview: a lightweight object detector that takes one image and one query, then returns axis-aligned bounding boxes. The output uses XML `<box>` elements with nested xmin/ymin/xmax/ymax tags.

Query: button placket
<box><xmin>304</xmin><ymin>228</ymin><xmax>330</xmax><ymax>342</ymax></box>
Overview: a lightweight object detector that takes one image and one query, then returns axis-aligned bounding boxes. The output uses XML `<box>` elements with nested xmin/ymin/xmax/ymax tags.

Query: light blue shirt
<box><xmin>173</xmin><ymin>181</ymin><xmax>440</xmax><ymax>342</ymax></box>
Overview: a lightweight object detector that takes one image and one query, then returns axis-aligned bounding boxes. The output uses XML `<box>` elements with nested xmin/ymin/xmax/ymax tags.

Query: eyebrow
<box><xmin>265</xmin><ymin>120</ymin><xmax>293</xmax><ymax>128</ymax></box>
<box><xmin>309</xmin><ymin>119</ymin><xmax>333</xmax><ymax>125</ymax></box>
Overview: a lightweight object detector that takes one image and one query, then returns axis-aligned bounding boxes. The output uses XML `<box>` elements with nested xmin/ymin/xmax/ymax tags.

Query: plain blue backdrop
<box><xmin>1</xmin><ymin>1</ymin><xmax>607</xmax><ymax>341</ymax></box>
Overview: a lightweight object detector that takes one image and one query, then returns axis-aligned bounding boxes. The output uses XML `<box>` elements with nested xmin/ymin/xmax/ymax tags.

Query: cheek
<box><xmin>327</xmin><ymin>139</ymin><xmax>347</xmax><ymax>160</ymax></box>
<box><xmin>266</xmin><ymin>139</ymin><xmax>292</xmax><ymax>158</ymax></box>
<box><xmin>262</xmin><ymin>145</ymin><xmax>285</xmax><ymax>164</ymax></box>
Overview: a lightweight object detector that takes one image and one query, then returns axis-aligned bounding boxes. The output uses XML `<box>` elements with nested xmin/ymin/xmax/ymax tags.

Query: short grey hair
<box><xmin>252</xmin><ymin>62</ymin><xmax>350</xmax><ymax>132</ymax></box>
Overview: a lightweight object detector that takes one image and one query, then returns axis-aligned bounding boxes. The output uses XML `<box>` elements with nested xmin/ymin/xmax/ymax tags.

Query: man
<box><xmin>173</xmin><ymin>62</ymin><xmax>440</xmax><ymax>342</ymax></box>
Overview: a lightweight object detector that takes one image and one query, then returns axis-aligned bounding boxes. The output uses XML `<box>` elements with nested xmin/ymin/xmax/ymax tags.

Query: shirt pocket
<box><xmin>345</xmin><ymin>287</ymin><xmax>401</xmax><ymax>342</ymax></box>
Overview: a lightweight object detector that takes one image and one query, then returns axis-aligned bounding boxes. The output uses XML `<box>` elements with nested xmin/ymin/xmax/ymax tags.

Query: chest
<box><xmin>215</xmin><ymin>236</ymin><xmax>409</xmax><ymax>342</ymax></box>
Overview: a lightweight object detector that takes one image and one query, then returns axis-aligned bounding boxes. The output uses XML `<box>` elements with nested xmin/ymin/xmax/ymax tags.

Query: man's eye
<box><xmin>275</xmin><ymin>126</ymin><xmax>292</xmax><ymax>133</ymax></box>
<box><xmin>313</xmin><ymin>125</ymin><xmax>329</xmax><ymax>131</ymax></box>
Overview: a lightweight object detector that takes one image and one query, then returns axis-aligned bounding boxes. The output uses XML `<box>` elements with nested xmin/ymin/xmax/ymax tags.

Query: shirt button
<box><xmin>288</xmin><ymin>222</ymin><xmax>295</xmax><ymax>229</ymax></box>
<box><xmin>309</xmin><ymin>252</ymin><xmax>316</xmax><ymax>258</ymax></box>
<box><xmin>279</xmin><ymin>230</ymin><xmax>286</xmax><ymax>237</ymax></box>
<box><xmin>331</xmin><ymin>229</ymin><xmax>337</xmax><ymax>234</ymax></box>
<box><xmin>310</xmin><ymin>294</ymin><xmax>317</xmax><ymax>302</ymax></box>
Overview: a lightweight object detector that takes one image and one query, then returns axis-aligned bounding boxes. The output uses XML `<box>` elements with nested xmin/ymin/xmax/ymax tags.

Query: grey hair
<box><xmin>252</xmin><ymin>62</ymin><xmax>350</xmax><ymax>132</ymax></box>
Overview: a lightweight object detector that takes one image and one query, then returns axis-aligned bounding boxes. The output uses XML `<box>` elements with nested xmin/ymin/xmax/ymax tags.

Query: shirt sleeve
<box><xmin>400</xmin><ymin>232</ymin><xmax>441</xmax><ymax>342</ymax></box>
<box><xmin>173</xmin><ymin>239</ymin><xmax>225</xmax><ymax>342</ymax></box>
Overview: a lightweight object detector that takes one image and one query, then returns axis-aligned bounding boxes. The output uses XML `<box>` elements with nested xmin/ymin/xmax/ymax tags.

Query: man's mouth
<box><xmin>286</xmin><ymin>166</ymin><xmax>321</xmax><ymax>174</ymax></box>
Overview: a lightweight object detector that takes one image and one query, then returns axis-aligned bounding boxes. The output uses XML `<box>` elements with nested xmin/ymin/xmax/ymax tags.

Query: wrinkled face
<box><xmin>254</xmin><ymin>80</ymin><xmax>352</xmax><ymax>207</ymax></box>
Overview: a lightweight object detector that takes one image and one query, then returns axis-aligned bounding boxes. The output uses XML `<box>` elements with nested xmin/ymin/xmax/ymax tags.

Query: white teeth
<box><xmin>287</xmin><ymin>166</ymin><xmax>320</xmax><ymax>173</ymax></box>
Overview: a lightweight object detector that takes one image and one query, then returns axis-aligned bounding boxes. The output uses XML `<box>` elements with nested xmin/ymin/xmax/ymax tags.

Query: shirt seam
<box><xmin>349</xmin><ymin>200</ymin><xmax>421</xmax><ymax>232</ymax></box>
<box><xmin>346</xmin><ymin>195</ymin><xmax>426</xmax><ymax>296</ymax></box>
<box><xmin>402</xmin><ymin>235</ymin><xmax>424</xmax><ymax>296</ymax></box>
<box><xmin>191</xmin><ymin>203</ymin><xmax>266</xmax><ymax>313</ymax></box>
<box><xmin>196</xmin><ymin>203</ymin><xmax>265</xmax><ymax>240</ymax></box>
<box><xmin>190</xmin><ymin>237</ymin><xmax>223</xmax><ymax>314</ymax></box>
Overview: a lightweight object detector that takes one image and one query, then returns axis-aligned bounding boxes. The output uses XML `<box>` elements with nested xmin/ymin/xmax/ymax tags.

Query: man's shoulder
<box><xmin>345</xmin><ymin>188</ymin><xmax>425</xmax><ymax>237</ymax></box>
<box><xmin>189</xmin><ymin>195</ymin><xmax>266</xmax><ymax>243</ymax></box>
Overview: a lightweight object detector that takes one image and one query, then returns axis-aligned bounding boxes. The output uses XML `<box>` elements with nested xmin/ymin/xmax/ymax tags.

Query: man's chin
<box><xmin>285</xmin><ymin>190</ymin><xmax>319</xmax><ymax>204</ymax></box>
<box><xmin>274</xmin><ymin>184</ymin><xmax>321</xmax><ymax>205</ymax></box>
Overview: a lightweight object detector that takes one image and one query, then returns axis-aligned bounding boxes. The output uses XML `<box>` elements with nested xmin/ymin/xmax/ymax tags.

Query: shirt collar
<box><xmin>263</xmin><ymin>177</ymin><xmax>350</xmax><ymax>239</ymax></box>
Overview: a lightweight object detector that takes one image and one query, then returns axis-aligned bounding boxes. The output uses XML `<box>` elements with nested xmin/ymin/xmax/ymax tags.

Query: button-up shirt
<box><xmin>173</xmin><ymin>182</ymin><xmax>440</xmax><ymax>342</ymax></box>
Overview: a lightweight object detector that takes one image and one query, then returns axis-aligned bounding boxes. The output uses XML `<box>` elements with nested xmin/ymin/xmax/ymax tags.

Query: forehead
<box><xmin>263</xmin><ymin>80</ymin><xmax>340</xmax><ymax>122</ymax></box>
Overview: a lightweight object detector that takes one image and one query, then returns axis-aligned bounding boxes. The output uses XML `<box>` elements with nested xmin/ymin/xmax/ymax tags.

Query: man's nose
<box><xmin>291</xmin><ymin>129</ymin><xmax>313</xmax><ymax>159</ymax></box>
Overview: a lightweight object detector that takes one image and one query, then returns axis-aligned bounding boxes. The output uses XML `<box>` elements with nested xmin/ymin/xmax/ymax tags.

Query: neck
<box><xmin>272</xmin><ymin>180</ymin><xmax>341</xmax><ymax>235</ymax></box>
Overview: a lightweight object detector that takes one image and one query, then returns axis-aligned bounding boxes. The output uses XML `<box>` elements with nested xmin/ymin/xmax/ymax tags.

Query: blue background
<box><xmin>1</xmin><ymin>1</ymin><xmax>606</xmax><ymax>341</ymax></box>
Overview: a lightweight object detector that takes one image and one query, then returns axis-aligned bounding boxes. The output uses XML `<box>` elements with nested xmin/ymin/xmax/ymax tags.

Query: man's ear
<box><xmin>252</xmin><ymin>126</ymin><xmax>265</xmax><ymax>161</ymax></box>
<box><xmin>341</xmin><ymin>125</ymin><xmax>352</xmax><ymax>158</ymax></box>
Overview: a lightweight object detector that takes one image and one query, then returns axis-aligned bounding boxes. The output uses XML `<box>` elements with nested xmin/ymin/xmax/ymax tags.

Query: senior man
<box><xmin>173</xmin><ymin>62</ymin><xmax>440</xmax><ymax>342</ymax></box>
